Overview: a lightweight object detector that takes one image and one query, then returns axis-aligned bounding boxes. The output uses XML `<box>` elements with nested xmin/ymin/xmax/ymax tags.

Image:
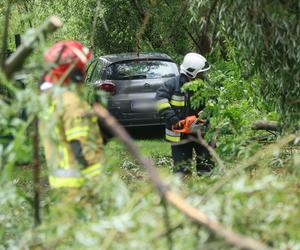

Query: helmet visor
<box><xmin>197</xmin><ymin>61</ymin><xmax>211</xmax><ymax>73</ymax></box>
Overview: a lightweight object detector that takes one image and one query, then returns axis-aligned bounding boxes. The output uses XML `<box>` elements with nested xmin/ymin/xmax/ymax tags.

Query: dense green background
<box><xmin>0</xmin><ymin>0</ymin><xmax>299</xmax><ymax>249</ymax></box>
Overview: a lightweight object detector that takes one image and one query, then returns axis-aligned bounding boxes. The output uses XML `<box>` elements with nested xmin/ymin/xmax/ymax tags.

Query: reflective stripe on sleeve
<box><xmin>171</xmin><ymin>95</ymin><xmax>185</xmax><ymax>101</ymax></box>
<box><xmin>66</xmin><ymin>126</ymin><xmax>89</xmax><ymax>141</ymax></box>
<box><xmin>165</xmin><ymin>129</ymin><xmax>181</xmax><ymax>142</ymax></box>
<box><xmin>170</xmin><ymin>95</ymin><xmax>185</xmax><ymax>107</ymax></box>
<box><xmin>81</xmin><ymin>163</ymin><xmax>102</xmax><ymax>177</ymax></box>
<box><xmin>157</xmin><ymin>98</ymin><xmax>171</xmax><ymax>111</ymax></box>
<box><xmin>166</xmin><ymin>135</ymin><xmax>181</xmax><ymax>142</ymax></box>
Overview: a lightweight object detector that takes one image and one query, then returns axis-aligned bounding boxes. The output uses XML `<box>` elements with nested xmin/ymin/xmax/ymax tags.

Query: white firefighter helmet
<box><xmin>180</xmin><ymin>52</ymin><xmax>210</xmax><ymax>78</ymax></box>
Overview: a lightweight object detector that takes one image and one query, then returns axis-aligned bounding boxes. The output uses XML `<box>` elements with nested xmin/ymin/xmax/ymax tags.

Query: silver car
<box><xmin>86</xmin><ymin>53</ymin><xmax>179</xmax><ymax>127</ymax></box>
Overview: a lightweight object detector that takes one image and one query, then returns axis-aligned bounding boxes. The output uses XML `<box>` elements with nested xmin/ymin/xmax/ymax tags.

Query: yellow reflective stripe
<box><xmin>81</xmin><ymin>163</ymin><xmax>101</xmax><ymax>177</ymax></box>
<box><xmin>157</xmin><ymin>102</ymin><xmax>171</xmax><ymax>111</ymax></box>
<box><xmin>49</xmin><ymin>176</ymin><xmax>85</xmax><ymax>188</ymax></box>
<box><xmin>66</xmin><ymin>126</ymin><xmax>89</xmax><ymax>141</ymax></box>
<box><xmin>171</xmin><ymin>95</ymin><xmax>185</xmax><ymax>101</ymax></box>
<box><xmin>170</xmin><ymin>100</ymin><xmax>185</xmax><ymax>107</ymax></box>
<box><xmin>66</xmin><ymin>126</ymin><xmax>89</xmax><ymax>136</ymax></box>
<box><xmin>66</xmin><ymin>132</ymin><xmax>88</xmax><ymax>141</ymax></box>
<box><xmin>166</xmin><ymin>128</ymin><xmax>180</xmax><ymax>136</ymax></box>
<box><xmin>166</xmin><ymin>134</ymin><xmax>181</xmax><ymax>142</ymax></box>
<box><xmin>157</xmin><ymin>98</ymin><xmax>171</xmax><ymax>111</ymax></box>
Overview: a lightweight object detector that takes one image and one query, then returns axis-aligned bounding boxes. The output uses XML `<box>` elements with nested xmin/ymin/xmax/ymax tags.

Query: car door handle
<box><xmin>144</xmin><ymin>83</ymin><xmax>150</xmax><ymax>88</ymax></box>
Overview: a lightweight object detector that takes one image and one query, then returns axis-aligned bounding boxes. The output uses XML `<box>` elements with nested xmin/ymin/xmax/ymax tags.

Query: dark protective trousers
<box><xmin>171</xmin><ymin>141</ymin><xmax>214</xmax><ymax>175</ymax></box>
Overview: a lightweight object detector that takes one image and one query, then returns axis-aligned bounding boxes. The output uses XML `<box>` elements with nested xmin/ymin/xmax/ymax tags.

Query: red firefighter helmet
<box><xmin>43</xmin><ymin>40</ymin><xmax>92</xmax><ymax>84</ymax></box>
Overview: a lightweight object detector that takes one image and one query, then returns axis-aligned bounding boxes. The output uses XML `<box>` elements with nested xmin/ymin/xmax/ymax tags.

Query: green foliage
<box><xmin>0</xmin><ymin>77</ymin><xmax>37</xmax><ymax>180</ymax></box>
<box><xmin>189</xmin><ymin>0</ymin><xmax>300</xmax><ymax>131</ymax></box>
<box><xmin>225</xmin><ymin>1</ymin><xmax>300</xmax><ymax>131</ymax></box>
<box><xmin>0</xmin><ymin>183</ymin><xmax>32</xmax><ymax>249</ymax></box>
<box><xmin>0</xmin><ymin>1</ymin><xmax>299</xmax><ymax>249</ymax></box>
<box><xmin>1</xmin><ymin>0</ymin><xmax>101</xmax><ymax>53</ymax></box>
<box><xmin>94</xmin><ymin>0</ymin><xmax>192</xmax><ymax>57</ymax></box>
<box><xmin>1</xmin><ymin>0</ymin><xmax>192</xmax><ymax>58</ymax></box>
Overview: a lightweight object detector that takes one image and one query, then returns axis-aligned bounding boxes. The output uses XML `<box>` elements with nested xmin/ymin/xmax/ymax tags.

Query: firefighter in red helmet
<box><xmin>39</xmin><ymin>41</ymin><xmax>104</xmax><ymax>189</ymax></box>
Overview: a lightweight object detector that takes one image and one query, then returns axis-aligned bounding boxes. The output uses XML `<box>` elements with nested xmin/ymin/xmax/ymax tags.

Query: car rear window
<box><xmin>106</xmin><ymin>60</ymin><xmax>178</xmax><ymax>80</ymax></box>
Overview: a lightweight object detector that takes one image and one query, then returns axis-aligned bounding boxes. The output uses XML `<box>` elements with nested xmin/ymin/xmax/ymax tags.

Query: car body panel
<box><xmin>86</xmin><ymin>52</ymin><xmax>179</xmax><ymax>127</ymax></box>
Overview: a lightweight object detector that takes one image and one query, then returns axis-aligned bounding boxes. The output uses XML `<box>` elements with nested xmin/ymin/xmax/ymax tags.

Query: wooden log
<box><xmin>252</xmin><ymin>120</ymin><xmax>278</xmax><ymax>131</ymax></box>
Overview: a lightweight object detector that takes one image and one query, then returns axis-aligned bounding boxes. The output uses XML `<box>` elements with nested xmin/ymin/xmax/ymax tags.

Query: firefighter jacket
<box><xmin>156</xmin><ymin>74</ymin><xmax>205</xmax><ymax>142</ymax></box>
<box><xmin>39</xmin><ymin>83</ymin><xmax>104</xmax><ymax>188</ymax></box>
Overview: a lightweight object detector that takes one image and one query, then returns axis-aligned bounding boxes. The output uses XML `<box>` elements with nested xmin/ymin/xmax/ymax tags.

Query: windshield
<box><xmin>106</xmin><ymin>60</ymin><xmax>178</xmax><ymax>80</ymax></box>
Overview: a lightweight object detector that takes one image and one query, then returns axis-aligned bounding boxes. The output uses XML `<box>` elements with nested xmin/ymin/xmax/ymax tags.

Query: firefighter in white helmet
<box><xmin>156</xmin><ymin>52</ymin><xmax>214</xmax><ymax>176</ymax></box>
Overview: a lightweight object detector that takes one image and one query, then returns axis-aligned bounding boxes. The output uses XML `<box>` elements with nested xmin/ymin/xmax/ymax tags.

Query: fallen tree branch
<box><xmin>1</xmin><ymin>0</ymin><xmax>11</xmax><ymax>68</ymax></box>
<box><xmin>195</xmin><ymin>130</ymin><xmax>225</xmax><ymax>172</ymax></box>
<box><xmin>32</xmin><ymin>116</ymin><xmax>41</xmax><ymax>226</ymax></box>
<box><xmin>289</xmin><ymin>99</ymin><xmax>300</xmax><ymax>104</ymax></box>
<box><xmin>155</xmin><ymin>222</ymin><xmax>183</xmax><ymax>240</ymax></box>
<box><xmin>3</xmin><ymin>16</ymin><xmax>62</xmax><ymax>79</ymax></box>
<box><xmin>90</xmin><ymin>0</ymin><xmax>101</xmax><ymax>50</ymax></box>
<box><xmin>92</xmin><ymin>103</ymin><xmax>272</xmax><ymax>250</ymax></box>
<box><xmin>252</xmin><ymin>120</ymin><xmax>278</xmax><ymax>131</ymax></box>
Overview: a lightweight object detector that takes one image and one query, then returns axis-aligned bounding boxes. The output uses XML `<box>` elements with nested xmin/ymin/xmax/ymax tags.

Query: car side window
<box><xmin>86</xmin><ymin>60</ymin><xmax>97</xmax><ymax>83</ymax></box>
<box><xmin>89</xmin><ymin>60</ymin><xmax>104</xmax><ymax>83</ymax></box>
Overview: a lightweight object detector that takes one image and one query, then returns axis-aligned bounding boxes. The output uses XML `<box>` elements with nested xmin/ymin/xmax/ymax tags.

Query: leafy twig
<box><xmin>155</xmin><ymin>222</ymin><xmax>183</xmax><ymax>239</ymax></box>
<box><xmin>3</xmin><ymin>16</ymin><xmax>62</xmax><ymax>79</ymax></box>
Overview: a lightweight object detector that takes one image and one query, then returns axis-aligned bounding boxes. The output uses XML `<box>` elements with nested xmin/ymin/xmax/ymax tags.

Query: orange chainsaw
<box><xmin>172</xmin><ymin>115</ymin><xmax>206</xmax><ymax>134</ymax></box>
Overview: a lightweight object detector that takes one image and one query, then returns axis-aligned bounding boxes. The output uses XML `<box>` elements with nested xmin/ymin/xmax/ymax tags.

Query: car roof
<box><xmin>98</xmin><ymin>52</ymin><xmax>174</xmax><ymax>64</ymax></box>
